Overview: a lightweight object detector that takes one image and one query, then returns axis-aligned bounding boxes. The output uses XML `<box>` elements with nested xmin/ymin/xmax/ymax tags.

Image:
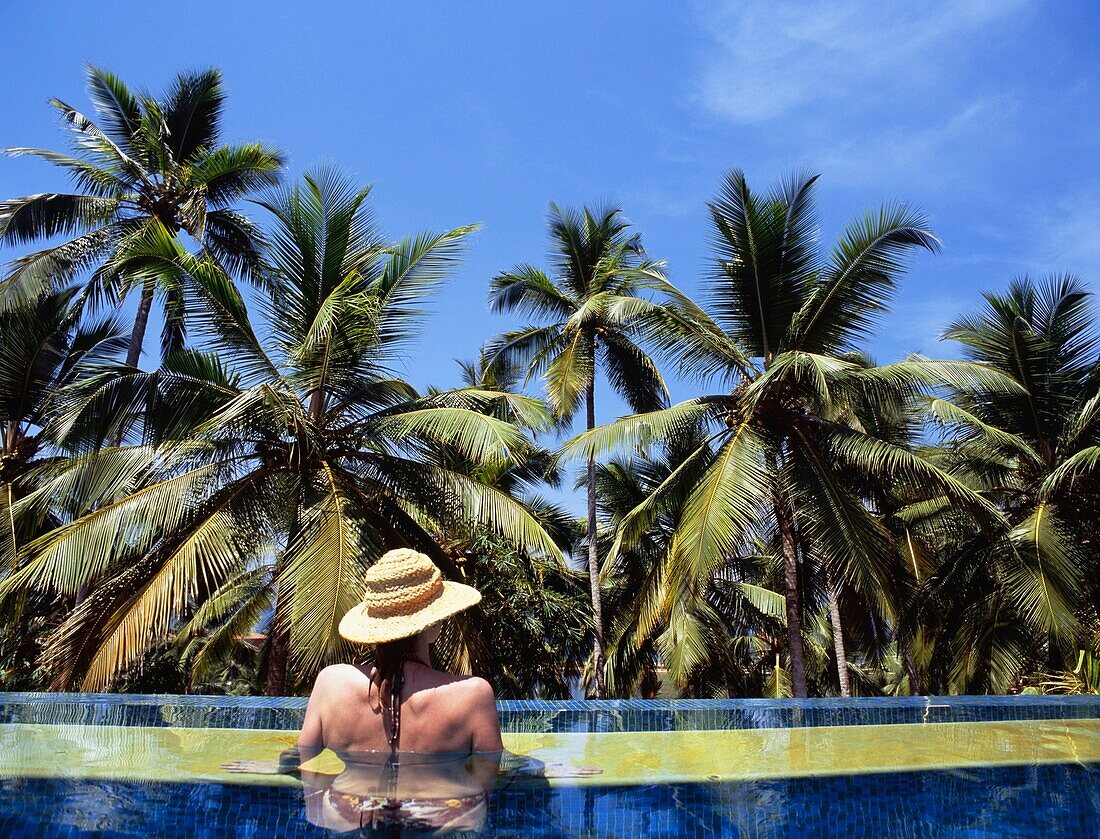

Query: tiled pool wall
<box><xmin>3</xmin><ymin>692</ymin><xmax>1100</xmax><ymax>732</ymax></box>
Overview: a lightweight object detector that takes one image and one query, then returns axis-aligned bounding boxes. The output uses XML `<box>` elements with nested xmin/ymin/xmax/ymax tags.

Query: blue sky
<box><xmin>2</xmin><ymin>1</ymin><xmax>1099</xmax><ymax>507</ymax></box>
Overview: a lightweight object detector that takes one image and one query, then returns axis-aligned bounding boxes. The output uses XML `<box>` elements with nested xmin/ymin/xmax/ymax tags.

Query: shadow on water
<box><xmin>294</xmin><ymin>747</ymin><xmax>584</xmax><ymax>836</ymax></box>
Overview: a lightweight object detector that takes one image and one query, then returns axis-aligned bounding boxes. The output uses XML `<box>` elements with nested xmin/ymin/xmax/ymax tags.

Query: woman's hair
<box><xmin>372</xmin><ymin>635</ymin><xmax>419</xmax><ymax>752</ymax></box>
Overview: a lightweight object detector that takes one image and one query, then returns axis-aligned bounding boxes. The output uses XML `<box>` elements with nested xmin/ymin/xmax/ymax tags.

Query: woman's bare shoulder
<box><xmin>430</xmin><ymin>673</ymin><xmax>496</xmax><ymax>704</ymax></box>
<box><xmin>314</xmin><ymin>663</ymin><xmax>371</xmax><ymax>688</ymax></box>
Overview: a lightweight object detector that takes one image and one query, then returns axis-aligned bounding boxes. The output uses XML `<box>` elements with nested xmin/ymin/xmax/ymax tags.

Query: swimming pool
<box><xmin>2</xmin><ymin>692</ymin><xmax>1099</xmax><ymax>836</ymax></box>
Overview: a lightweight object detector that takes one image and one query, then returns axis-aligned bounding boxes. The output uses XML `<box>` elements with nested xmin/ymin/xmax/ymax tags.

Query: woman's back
<box><xmin>297</xmin><ymin>661</ymin><xmax>503</xmax><ymax>755</ymax></box>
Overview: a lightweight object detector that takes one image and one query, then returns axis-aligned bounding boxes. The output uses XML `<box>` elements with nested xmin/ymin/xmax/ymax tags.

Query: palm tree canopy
<box><xmin>0</xmin><ymin>65</ymin><xmax>284</xmax><ymax>360</ymax></box>
<box><xmin>942</xmin><ymin>274</ymin><xmax>1098</xmax><ymax>467</ymax></box>
<box><xmin>0</xmin><ymin>169</ymin><xmax>564</xmax><ymax>692</ymax></box>
<box><xmin>563</xmin><ymin>171</ymin><xmax>1017</xmax><ymax>692</ymax></box>
<box><xmin>672</xmin><ymin>169</ymin><xmax>942</xmax><ymax>373</ymax></box>
<box><xmin>483</xmin><ymin>203</ymin><xmax>677</xmax><ymax>418</ymax></box>
<box><xmin>917</xmin><ymin>274</ymin><xmax>1100</xmax><ymax>686</ymax></box>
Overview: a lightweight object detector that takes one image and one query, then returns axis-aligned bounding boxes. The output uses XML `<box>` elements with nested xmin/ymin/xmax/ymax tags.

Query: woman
<box><xmin>299</xmin><ymin>547</ymin><xmax>503</xmax><ymax>756</ymax></box>
<box><xmin>231</xmin><ymin>548</ymin><xmax>503</xmax><ymax>834</ymax></box>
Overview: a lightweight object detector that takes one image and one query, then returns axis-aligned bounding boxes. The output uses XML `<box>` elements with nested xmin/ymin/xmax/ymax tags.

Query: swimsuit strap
<box><xmin>387</xmin><ymin>655</ymin><xmax>406</xmax><ymax>751</ymax></box>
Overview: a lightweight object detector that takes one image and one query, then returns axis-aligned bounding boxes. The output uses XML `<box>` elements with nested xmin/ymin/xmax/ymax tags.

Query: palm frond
<box><xmin>668</xmin><ymin>420</ymin><xmax>769</xmax><ymax>592</ymax></box>
<box><xmin>0</xmin><ymin>193</ymin><xmax>118</xmax><ymax>245</ymax></box>
<box><xmin>181</xmin><ymin>565</ymin><xmax>272</xmax><ymax>687</ymax></box>
<box><xmin>790</xmin><ymin>204</ymin><xmax>938</xmax><ymax>353</ymax></box>
<box><xmin>1004</xmin><ymin>504</ymin><xmax>1083</xmax><ymax>645</ymax></box>
<box><xmin>374</xmin><ymin>225</ymin><xmax>478</xmax><ymax>353</ymax></box>
<box><xmin>599</xmin><ymin>331</ymin><xmax>668</xmax><ymax>413</ymax></box>
<box><xmin>281</xmin><ymin>463</ymin><xmax>367</xmax><ymax>676</ymax></box>
<box><xmin>488</xmin><ymin>264</ymin><xmax>578</xmax><ymax>319</ymax></box>
<box><xmin>162</xmin><ymin>68</ymin><xmax>224</xmax><ymax>163</ymax></box>
<box><xmin>189</xmin><ymin>143</ymin><xmax>284</xmax><ymax>207</ymax></box>
<box><xmin>562</xmin><ymin>399</ymin><xmax>718</xmax><ymax>462</ymax></box>
<box><xmin>84</xmin><ymin>66</ymin><xmax>144</xmax><ymax>152</ymax></box>
<box><xmin>374</xmin><ymin>407</ymin><xmax>530</xmax><ymax>466</ymax></box>
<box><xmin>706</xmin><ymin>169</ymin><xmax>817</xmax><ymax>359</ymax></box>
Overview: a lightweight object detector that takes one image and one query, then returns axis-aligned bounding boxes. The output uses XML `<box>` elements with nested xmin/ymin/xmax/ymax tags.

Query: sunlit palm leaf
<box><xmin>670</xmin><ymin>421</ymin><xmax>769</xmax><ymax>590</ymax></box>
<box><xmin>375</xmin><ymin>407</ymin><xmax>529</xmax><ymax>466</ymax></box>
<box><xmin>1004</xmin><ymin>504</ymin><xmax>1083</xmax><ymax>644</ymax></box>
<box><xmin>281</xmin><ymin>463</ymin><xmax>367</xmax><ymax>676</ymax></box>
<box><xmin>790</xmin><ymin>205</ymin><xmax>938</xmax><ymax>353</ymax></box>
<box><xmin>61</xmin><ymin>475</ymin><xmax>262</xmax><ymax>689</ymax></box>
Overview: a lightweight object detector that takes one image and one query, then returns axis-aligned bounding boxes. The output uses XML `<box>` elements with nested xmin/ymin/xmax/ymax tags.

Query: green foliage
<box><xmin>2</xmin><ymin>66</ymin><xmax>1099</xmax><ymax>701</ymax></box>
<box><xmin>1</xmin><ymin>65</ymin><xmax>284</xmax><ymax>364</ymax></box>
<box><xmin>483</xmin><ymin>203</ymin><xmax>686</xmax><ymax>697</ymax></box>
<box><xmin>0</xmin><ymin>168</ymin><xmax>560</xmax><ymax>695</ymax></box>
<box><xmin>437</xmin><ymin>532</ymin><xmax>589</xmax><ymax>699</ymax></box>
<box><xmin>572</xmin><ymin>171</ymin><xmax>962</xmax><ymax>697</ymax></box>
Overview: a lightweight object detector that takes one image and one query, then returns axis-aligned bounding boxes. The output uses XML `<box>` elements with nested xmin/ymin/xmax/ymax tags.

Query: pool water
<box><xmin>2</xmin><ymin>693</ymin><xmax>1099</xmax><ymax>837</ymax></box>
<box><xmin>3</xmin><ymin>762</ymin><xmax>1099</xmax><ymax>837</ymax></box>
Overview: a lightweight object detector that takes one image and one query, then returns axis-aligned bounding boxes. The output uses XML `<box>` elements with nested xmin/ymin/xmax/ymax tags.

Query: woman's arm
<box><xmin>466</xmin><ymin>678</ymin><xmax>504</xmax><ymax>789</ymax></box>
<box><xmin>297</xmin><ymin>676</ymin><xmax>325</xmax><ymax>749</ymax></box>
<box><xmin>468</xmin><ymin>677</ymin><xmax>504</xmax><ymax>754</ymax></box>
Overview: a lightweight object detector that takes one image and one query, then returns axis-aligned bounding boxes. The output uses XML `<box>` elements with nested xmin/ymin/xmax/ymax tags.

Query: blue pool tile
<box><xmin>5</xmin><ymin>691</ymin><xmax>1100</xmax><ymax>732</ymax></box>
<box><xmin>2</xmin><ymin>763</ymin><xmax>1098</xmax><ymax>838</ymax></box>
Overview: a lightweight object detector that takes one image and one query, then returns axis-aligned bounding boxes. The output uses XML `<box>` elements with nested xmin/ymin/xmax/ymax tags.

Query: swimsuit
<box><xmin>325</xmin><ymin>787</ymin><xmax>487</xmax><ymax>833</ymax></box>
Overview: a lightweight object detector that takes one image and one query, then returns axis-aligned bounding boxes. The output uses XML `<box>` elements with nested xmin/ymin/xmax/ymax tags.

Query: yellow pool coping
<box><xmin>2</xmin><ymin>718</ymin><xmax>1099</xmax><ymax>788</ymax></box>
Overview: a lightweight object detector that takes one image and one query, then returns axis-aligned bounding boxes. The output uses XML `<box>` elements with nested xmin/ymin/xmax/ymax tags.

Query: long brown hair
<box><xmin>372</xmin><ymin>635</ymin><xmax>419</xmax><ymax>752</ymax></box>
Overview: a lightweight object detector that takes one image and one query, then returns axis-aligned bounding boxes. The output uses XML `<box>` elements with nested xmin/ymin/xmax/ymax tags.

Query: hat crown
<box><xmin>362</xmin><ymin>549</ymin><xmax>444</xmax><ymax>619</ymax></box>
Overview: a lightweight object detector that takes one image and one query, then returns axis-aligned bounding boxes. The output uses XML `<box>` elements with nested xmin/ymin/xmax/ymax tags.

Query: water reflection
<box><xmin>298</xmin><ymin>749</ymin><xmax>497</xmax><ymax>835</ymax></box>
<box><xmin>294</xmin><ymin>748</ymin><xmax>599</xmax><ymax>836</ymax></box>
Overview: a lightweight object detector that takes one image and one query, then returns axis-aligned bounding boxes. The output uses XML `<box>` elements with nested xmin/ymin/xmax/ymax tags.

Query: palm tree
<box><xmin>916</xmin><ymin>274</ymin><xmax>1100</xmax><ymax>690</ymax></box>
<box><xmin>482</xmin><ymin>204</ymin><xmax>681</xmax><ymax>697</ymax></box>
<box><xmin>0</xmin><ymin>287</ymin><xmax>126</xmax><ymax>688</ymax></box>
<box><xmin>597</xmin><ymin>422</ymin><xmax>890</xmax><ymax>699</ymax></box>
<box><xmin>416</xmin><ymin>357</ymin><xmax>587</xmax><ymax>693</ymax></box>
<box><xmin>0</xmin><ymin>65</ymin><xmax>283</xmax><ymax>367</ymax></box>
<box><xmin>0</xmin><ymin>287</ymin><xmax>126</xmax><ymax>549</ymax></box>
<box><xmin>0</xmin><ymin>170</ymin><xmax>562</xmax><ymax>693</ymax></box>
<box><xmin>567</xmin><ymin>171</ymin><xmax>1013</xmax><ymax>696</ymax></box>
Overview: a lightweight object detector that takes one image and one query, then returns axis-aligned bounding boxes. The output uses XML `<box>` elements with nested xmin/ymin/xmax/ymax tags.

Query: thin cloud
<box><xmin>813</xmin><ymin>93</ymin><xmax>1019</xmax><ymax>187</ymax></box>
<box><xmin>1029</xmin><ymin>195</ymin><xmax>1100</xmax><ymax>277</ymax></box>
<box><xmin>696</xmin><ymin>0</ymin><xmax>1029</xmax><ymax>124</ymax></box>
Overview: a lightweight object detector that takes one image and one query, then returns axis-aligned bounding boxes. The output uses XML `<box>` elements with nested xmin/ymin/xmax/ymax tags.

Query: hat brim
<box><xmin>338</xmin><ymin>581</ymin><xmax>482</xmax><ymax>644</ymax></box>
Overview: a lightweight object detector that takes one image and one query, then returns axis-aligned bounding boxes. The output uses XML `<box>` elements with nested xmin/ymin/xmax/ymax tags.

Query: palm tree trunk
<box><xmin>903</xmin><ymin>647</ymin><xmax>922</xmax><ymax>696</ymax></box>
<box><xmin>125</xmin><ymin>283</ymin><xmax>155</xmax><ymax>369</ymax></box>
<box><xmin>308</xmin><ymin>388</ymin><xmax>325</xmax><ymax>422</ymax></box>
<box><xmin>266</xmin><ymin>620</ymin><xmax>290</xmax><ymax>696</ymax></box>
<box><xmin>826</xmin><ymin>571</ymin><xmax>850</xmax><ymax>697</ymax></box>
<box><xmin>266</xmin><ymin>562</ymin><xmax>291</xmax><ymax>695</ymax></box>
<box><xmin>774</xmin><ymin>492</ymin><xmax>808</xmax><ymax>697</ymax></box>
<box><xmin>266</xmin><ymin>504</ymin><xmax>298</xmax><ymax>696</ymax></box>
<box><xmin>585</xmin><ymin>370</ymin><xmax>607</xmax><ymax>699</ymax></box>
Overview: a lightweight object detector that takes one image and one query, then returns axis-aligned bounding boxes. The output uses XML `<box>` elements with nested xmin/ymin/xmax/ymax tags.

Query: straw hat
<box><xmin>338</xmin><ymin>548</ymin><xmax>481</xmax><ymax>644</ymax></box>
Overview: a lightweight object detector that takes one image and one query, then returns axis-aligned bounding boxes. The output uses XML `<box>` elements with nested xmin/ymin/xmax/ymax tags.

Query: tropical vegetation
<box><xmin>1</xmin><ymin>68</ymin><xmax>1097</xmax><ymax>698</ymax></box>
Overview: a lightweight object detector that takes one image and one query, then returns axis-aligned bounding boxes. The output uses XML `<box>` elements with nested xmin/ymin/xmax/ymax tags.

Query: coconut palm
<box><xmin>0</xmin><ymin>287</ymin><xmax>126</xmax><ymax>688</ymax></box>
<box><xmin>0</xmin><ymin>170</ymin><xmax>562</xmax><ymax>693</ymax></box>
<box><xmin>414</xmin><ymin>357</ymin><xmax>587</xmax><ymax>694</ymax></box>
<box><xmin>916</xmin><ymin>275</ymin><xmax>1100</xmax><ymax>690</ymax></box>
<box><xmin>0</xmin><ymin>65</ymin><xmax>283</xmax><ymax>366</ymax></box>
<box><xmin>0</xmin><ymin>287</ymin><xmax>126</xmax><ymax>551</ymax></box>
<box><xmin>597</xmin><ymin>425</ymin><xmax>892</xmax><ymax>699</ymax></box>
<box><xmin>482</xmin><ymin>204</ymin><xmax>681</xmax><ymax>697</ymax></box>
<box><xmin>567</xmin><ymin>170</ymin><xmax>1014</xmax><ymax>696</ymax></box>
<box><xmin>593</xmin><ymin>426</ymin><xmax>790</xmax><ymax>698</ymax></box>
